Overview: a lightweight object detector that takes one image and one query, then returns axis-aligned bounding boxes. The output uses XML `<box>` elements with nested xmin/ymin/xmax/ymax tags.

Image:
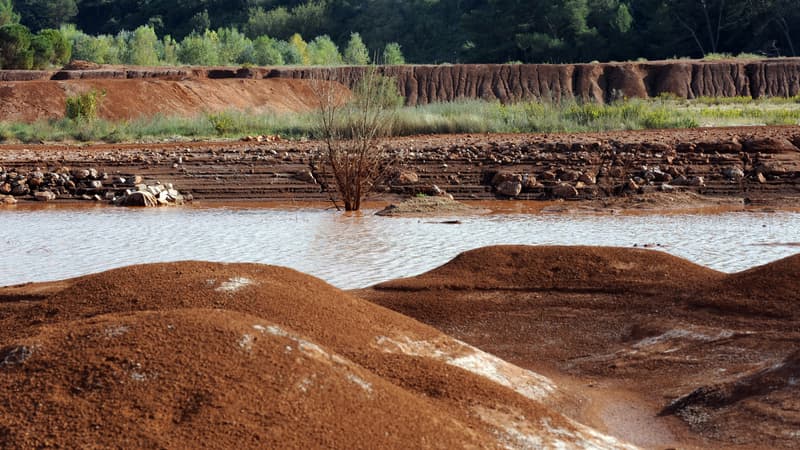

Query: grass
<box><xmin>1</xmin><ymin>96</ymin><xmax>800</xmax><ymax>144</ymax></box>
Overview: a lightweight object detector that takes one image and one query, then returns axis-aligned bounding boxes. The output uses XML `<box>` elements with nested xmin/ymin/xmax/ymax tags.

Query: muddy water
<box><xmin>1</xmin><ymin>205</ymin><xmax>798</xmax><ymax>288</ymax></box>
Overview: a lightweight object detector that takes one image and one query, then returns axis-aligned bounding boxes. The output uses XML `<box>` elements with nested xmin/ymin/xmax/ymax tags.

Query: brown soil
<box><xmin>1</xmin><ymin>126</ymin><xmax>799</xmax><ymax>208</ymax></box>
<box><xmin>0</xmin><ymin>261</ymin><xmax>640</xmax><ymax>449</ymax></box>
<box><xmin>359</xmin><ymin>245</ymin><xmax>800</xmax><ymax>449</ymax></box>
<box><xmin>0</xmin><ymin>77</ymin><xmax>344</xmax><ymax>122</ymax></box>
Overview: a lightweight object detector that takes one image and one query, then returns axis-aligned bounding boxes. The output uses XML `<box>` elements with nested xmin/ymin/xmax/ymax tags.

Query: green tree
<box><xmin>129</xmin><ymin>25</ymin><xmax>160</xmax><ymax>65</ymax></box>
<box><xmin>343</xmin><ymin>32</ymin><xmax>369</xmax><ymax>65</ymax></box>
<box><xmin>30</xmin><ymin>33</ymin><xmax>54</xmax><ymax>68</ymax></box>
<box><xmin>14</xmin><ymin>0</ymin><xmax>77</xmax><ymax>31</ymax></box>
<box><xmin>252</xmin><ymin>36</ymin><xmax>285</xmax><ymax>65</ymax></box>
<box><xmin>178</xmin><ymin>30</ymin><xmax>219</xmax><ymax>65</ymax></box>
<box><xmin>382</xmin><ymin>42</ymin><xmax>405</xmax><ymax>64</ymax></box>
<box><xmin>0</xmin><ymin>23</ymin><xmax>33</xmax><ymax>69</ymax></box>
<box><xmin>0</xmin><ymin>0</ymin><xmax>19</xmax><ymax>27</ymax></box>
<box><xmin>217</xmin><ymin>27</ymin><xmax>250</xmax><ymax>64</ymax></box>
<box><xmin>37</xmin><ymin>28</ymin><xmax>71</xmax><ymax>65</ymax></box>
<box><xmin>307</xmin><ymin>35</ymin><xmax>342</xmax><ymax>65</ymax></box>
<box><xmin>161</xmin><ymin>35</ymin><xmax>179</xmax><ymax>65</ymax></box>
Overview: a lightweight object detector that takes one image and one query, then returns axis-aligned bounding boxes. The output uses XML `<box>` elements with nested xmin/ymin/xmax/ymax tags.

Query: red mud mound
<box><xmin>0</xmin><ymin>262</ymin><xmax>634</xmax><ymax>449</ymax></box>
<box><xmin>0</xmin><ymin>78</ymin><xmax>342</xmax><ymax>122</ymax></box>
<box><xmin>361</xmin><ymin>245</ymin><xmax>800</xmax><ymax>449</ymax></box>
<box><xmin>692</xmin><ymin>254</ymin><xmax>800</xmax><ymax>317</ymax></box>
<box><xmin>375</xmin><ymin>245</ymin><xmax>725</xmax><ymax>294</ymax></box>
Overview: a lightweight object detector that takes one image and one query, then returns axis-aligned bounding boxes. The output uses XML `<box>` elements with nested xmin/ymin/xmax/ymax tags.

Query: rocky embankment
<box><xmin>0</xmin><ymin>165</ymin><xmax>185</xmax><ymax>206</ymax></box>
<box><xmin>1</xmin><ymin>126</ymin><xmax>798</xmax><ymax>207</ymax></box>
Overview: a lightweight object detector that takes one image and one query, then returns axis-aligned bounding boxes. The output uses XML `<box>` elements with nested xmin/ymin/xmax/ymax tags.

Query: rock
<box><xmin>521</xmin><ymin>174</ymin><xmax>538</xmax><ymax>191</ymax></box>
<box><xmin>294</xmin><ymin>169</ymin><xmax>317</xmax><ymax>184</ymax></box>
<box><xmin>88</xmin><ymin>180</ymin><xmax>103</xmax><ymax>189</ymax></box>
<box><xmin>743</xmin><ymin>137</ymin><xmax>799</xmax><ymax>154</ymax></box>
<box><xmin>496</xmin><ymin>181</ymin><xmax>522</xmax><ymax>197</ymax></box>
<box><xmin>540</xmin><ymin>170</ymin><xmax>557</xmax><ymax>181</ymax></box>
<box><xmin>755</xmin><ymin>161</ymin><xmax>786</xmax><ymax>176</ymax></box>
<box><xmin>578</xmin><ymin>172</ymin><xmax>596</xmax><ymax>185</ymax></box>
<box><xmin>558</xmin><ymin>170</ymin><xmax>581</xmax><ymax>182</ymax></box>
<box><xmin>71</xmin><ymin>168</ymin><xmax>91</xmax><ymax>180</ymax></box>
<box><xmin>552</xmin><ymin>183</ymin><xmax>579</xmax><ymax>199</ymax></box>
<box><xmin>394</xmin><ymin>170</ymin><xmax>419</xmax><ymax>185</ymax></box>
<box><xmin>0</xmin><ymin>183</ymin><xmax>11</xmax><ymax>195</ymax></box>
<box><xmin>33</xmin><ymin>191</ymin><xmax>56</xmax><ymax>202</ymax></box>
<box><xmin>491</xmin><ymin>171</ymin><xmax>522</xmax><ymax>185</ymax></box>
<box><xmin>121</xmin><ymin>191</ymin><xmax>158</xmax><ymax>207</ymax></box>
<box><xmin>88</xmin><ymin>168</ymin><xmax>99</xmax><ymax>179</ymax></box>
<box><xmin>756</xmin><ymin>172</ymin><xmax>767</xmax><ymax>183</ymax></box>
<box><xmin>722</xmin><ymin>167</ymin><xmax>745</xmax><ymax>180</ymax></box>
<box><xmin>10</xmin><ymin>183</ymin><xmax>29</xmax><ymax>196</ymax></box>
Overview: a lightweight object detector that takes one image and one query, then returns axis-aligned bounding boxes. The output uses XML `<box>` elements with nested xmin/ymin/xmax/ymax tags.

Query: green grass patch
<box><xmin>1</xmin><ymin>95</ymin><xmax>800</xmax><ymax>144</ymax></box>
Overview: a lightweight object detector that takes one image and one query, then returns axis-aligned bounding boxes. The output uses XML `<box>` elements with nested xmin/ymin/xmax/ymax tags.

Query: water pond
<box><xmin>1</xmin><ymin>204</ymin><xmax>798</xmax><ymax>289</ymax></box>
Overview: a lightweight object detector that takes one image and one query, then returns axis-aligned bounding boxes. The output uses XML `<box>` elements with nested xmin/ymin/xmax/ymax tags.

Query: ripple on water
<box><xmin>0</xmin><ymin>208</ymin><xmax>798</xmax><ymax>288</ymax></box>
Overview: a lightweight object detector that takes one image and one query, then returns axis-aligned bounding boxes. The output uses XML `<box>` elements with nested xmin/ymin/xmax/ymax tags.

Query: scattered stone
<box><xmin>722</xmin><ymin>167</ymin><xmax>745</xmax><ymax>180</ymax></box>
<box><xmin>119</xmin><ymin>191</ymin><xmax>158</xmax><ymax>207</ymax></box>
<box><xmin>552</xmin><ymin>183</ymin><xmax>579</xmax><ymax>199</ymax></box>
<box><xmin>294</xmin><ymin>169</ymin><xmax>317</xmax><ymax>184</ymax></box>
<box><xmin>0</xmin><ymin>195</ymin><xmax>17</xmax><ymax>205</ymax></box>
<box><xmin>393</xmin><ymin>170</ymin><xmax>419</xmax><ymax>185</ymax></box>
<box><xmin>496</xmin><ymin>180</ymin><xmax>522</xmax><ymax>197</ymax></box>
<box><xmin>33</xmin><ymin>190</ymin><xmax>56</xmax><ymax>202</ymax></box>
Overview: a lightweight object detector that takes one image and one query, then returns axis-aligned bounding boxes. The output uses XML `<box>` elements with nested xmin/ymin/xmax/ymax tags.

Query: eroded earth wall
<box><xmin>2</xmin><ymin>59</ymin><xmax>799</xmax><ymax>106</ymax></box>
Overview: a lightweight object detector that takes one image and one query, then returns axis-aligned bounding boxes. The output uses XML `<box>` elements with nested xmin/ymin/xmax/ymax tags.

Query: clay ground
<box><xmin>358</xmin><ymin>246</ymin><xmax>800</xmax><ymax>449</ymax></box>
<box><xmin>1</xmin><ymin>126</ymin><xmax>799</xmax><ymax>208</ymax></box>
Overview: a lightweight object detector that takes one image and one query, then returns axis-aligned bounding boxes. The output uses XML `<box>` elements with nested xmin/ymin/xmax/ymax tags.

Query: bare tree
<box><xmin>312</xmin><ymin>66</ymin><xmax>402</xmax><ymax>211</ymax></box>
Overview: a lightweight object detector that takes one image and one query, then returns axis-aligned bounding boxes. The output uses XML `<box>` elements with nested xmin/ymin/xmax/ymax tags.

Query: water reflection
<box><xmin>1</xmin><ymin>206</ymin><xmax>798</xmax><ymax>288</ymax></box>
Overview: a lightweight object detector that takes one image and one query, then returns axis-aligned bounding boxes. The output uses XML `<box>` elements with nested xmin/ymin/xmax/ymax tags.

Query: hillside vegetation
<box><xmin>0</xmin><ymin>0</ymin><xmax>798</xmax><ymax>68</ymax></box>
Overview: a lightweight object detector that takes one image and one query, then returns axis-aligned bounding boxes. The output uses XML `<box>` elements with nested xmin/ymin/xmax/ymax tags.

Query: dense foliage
<box><xmin>1</xmin><ymin>0</ymin><xmax>799</xmax><ymax>66</ymax></box>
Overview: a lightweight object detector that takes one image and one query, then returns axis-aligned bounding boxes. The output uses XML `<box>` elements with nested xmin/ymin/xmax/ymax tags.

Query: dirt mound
<box><xmin>0</xmin><ymin>78</ymin><xmax>343</xmax><ymax>122</ymax></box>
<box><xmin>691</xmin><ymin>254</ymin><xmax>800</xmax><ymax>317</ymax></box>
<box><xmin>0</xmin><ymin>262</ymin><xmax>634</xmax><ymax>449</ymax></box>
<box><xmin>375</xmin><ymin>245</ymin><xmax>724</xmax><ymax>294</ymax></box>
<box><xmin>360</xmin><ymin>245</ymin><xmax>800</xmax><ymax>449</ymax></box>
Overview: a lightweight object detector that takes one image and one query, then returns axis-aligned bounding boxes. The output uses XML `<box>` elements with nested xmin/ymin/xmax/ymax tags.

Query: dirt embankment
<box><xmin>360</xmin><ymin>246</ymin><xmax>800</xmax><ymax>449</ymax></box>
<box><xmin>2</xmin><ymin>59</ymin><xmax>800</xmax><ymax>115</ymax></box>
<box><xmin>0</xmin><ymin>77</ymin><xmax>340</xmax><ymax>122</ymax></box>
<box><xmin>0</xmin><ymin>261</ymin><xmax>636</xmax><ymax>449</ymax></box>
<box><xmin>262</xmin><ymin>59</ymin><xmax>800</xmax><ymax>104</ymax></box>
<box><xmin>1</xmin><ymin>127</ymin><xmax>799</xmax><ymax>206</ymax></box>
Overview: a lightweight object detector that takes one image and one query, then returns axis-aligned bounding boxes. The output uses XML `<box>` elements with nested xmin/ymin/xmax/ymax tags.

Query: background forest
<box><xmin>0</xmin><ymin>0</ymin><xmax>798</xmax><ymax>69</ymax></box>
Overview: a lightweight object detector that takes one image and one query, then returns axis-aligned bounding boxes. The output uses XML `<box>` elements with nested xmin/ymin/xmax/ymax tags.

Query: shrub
<box><xmin>178</xmin><ymin>31</ymin><xmax>219</xmax><ymax>65</ymax></box>
<box><xmin>30</xmin><ymin>33</ymin><xmax>54</xmax><ymax>68</ymax></box>
<box><xmin>65</xmin><ymin>90</ymin><xmax>105</xmax><ymax>121</ymax></box>
<box><xmin>128</xmin><ymin>25</ymin><xmax>159</xmax><ymax>66</ymax></box>
<box><xmin>382</xmin><ymin>42</ymin><xmax>405</xmax><ymax>65</ymax></box>
<box><xmin>0</xmin><ymin>23</ymin><xmax>33</xmax><ymax>69</ymax></box>
<box><xmin>38</xmin><ymin>28</ymin><xmax>70</xmax><ymax>64</ymax></box>
<box><xmin>252</xmin><ymin>36</ymin><xmax>284</xmax><ymax>65</ymax></box>
<box><xmin>307</xmin><ymin>35</ymin><xmax>342</xmax><ymax>65</ymax></box>
<box><xmin>343</xmin><ymin>32</ymin><xmax>369</xmax><ymax>65</ymax></box>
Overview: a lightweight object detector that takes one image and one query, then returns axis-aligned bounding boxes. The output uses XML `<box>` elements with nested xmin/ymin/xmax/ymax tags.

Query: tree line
<box><xmin>1</xmin><ymin>0</ymin><xmax>798</xmax><ymax>68</ymax></box>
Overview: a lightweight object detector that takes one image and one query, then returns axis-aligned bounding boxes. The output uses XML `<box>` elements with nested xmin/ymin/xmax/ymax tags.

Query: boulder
<box><xmin>578</xmin><ymin>172</ymin><xmax>596</xmax><ymax>185</ymax></box>
<box><xmin>71</xmin><ymin>168</ymin><xmax>91</xmax><ymax>180</ymax></box>
<box><xmin>1</xmin><ymin>195</ymin><xmax>17</xmax><ymax>205</ymax></box>
<box><xmin>10</xmin><ymin>183</ymin><xmax>29</xmax><ymax>196</ymax></box>
<box><xmin>491</xmin><ymin>171</ymin><xmax>522</xmax><ymax>185</ymax></box>
<box><xmin>394</xmin><ymin>170</ymin><xmax>419</xmax><ymax>185</ymax></box>
<box><xmin>552</xmin><ymin>183</ymin><xmax>579</xmax><ymax>199</ymax></box>
<box><xmin>0</xmin><ymin>183</ymin><xmax>11</xmax><ymax>195</ymax></box>
<box><xmin>33</xmin><ymin>191</ymin><xmax>56</xmax><ymax>202</ymax></box>
<box><xmin>294</xmin><ymin>169</ymin><xmax>317</xmax><ymax>184</ymax></box>
<box><xmin>722</xmin><ymin>167</ymin><xmax>745</xmax><ymax>180</ymax></box>
<box><xmin>743</xmin><ymin>138</ymin><xmax>799</xmax><ymax>154</ymax></box>
<box><xmin>121</xmin><ymin>191</ymin><xmax>158</xmax><ymax>207</ymax></box>
<box><xmin>496</xmin><ymin>181</ymin><xmax>522</xmax><ymax>197</ymax></box>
